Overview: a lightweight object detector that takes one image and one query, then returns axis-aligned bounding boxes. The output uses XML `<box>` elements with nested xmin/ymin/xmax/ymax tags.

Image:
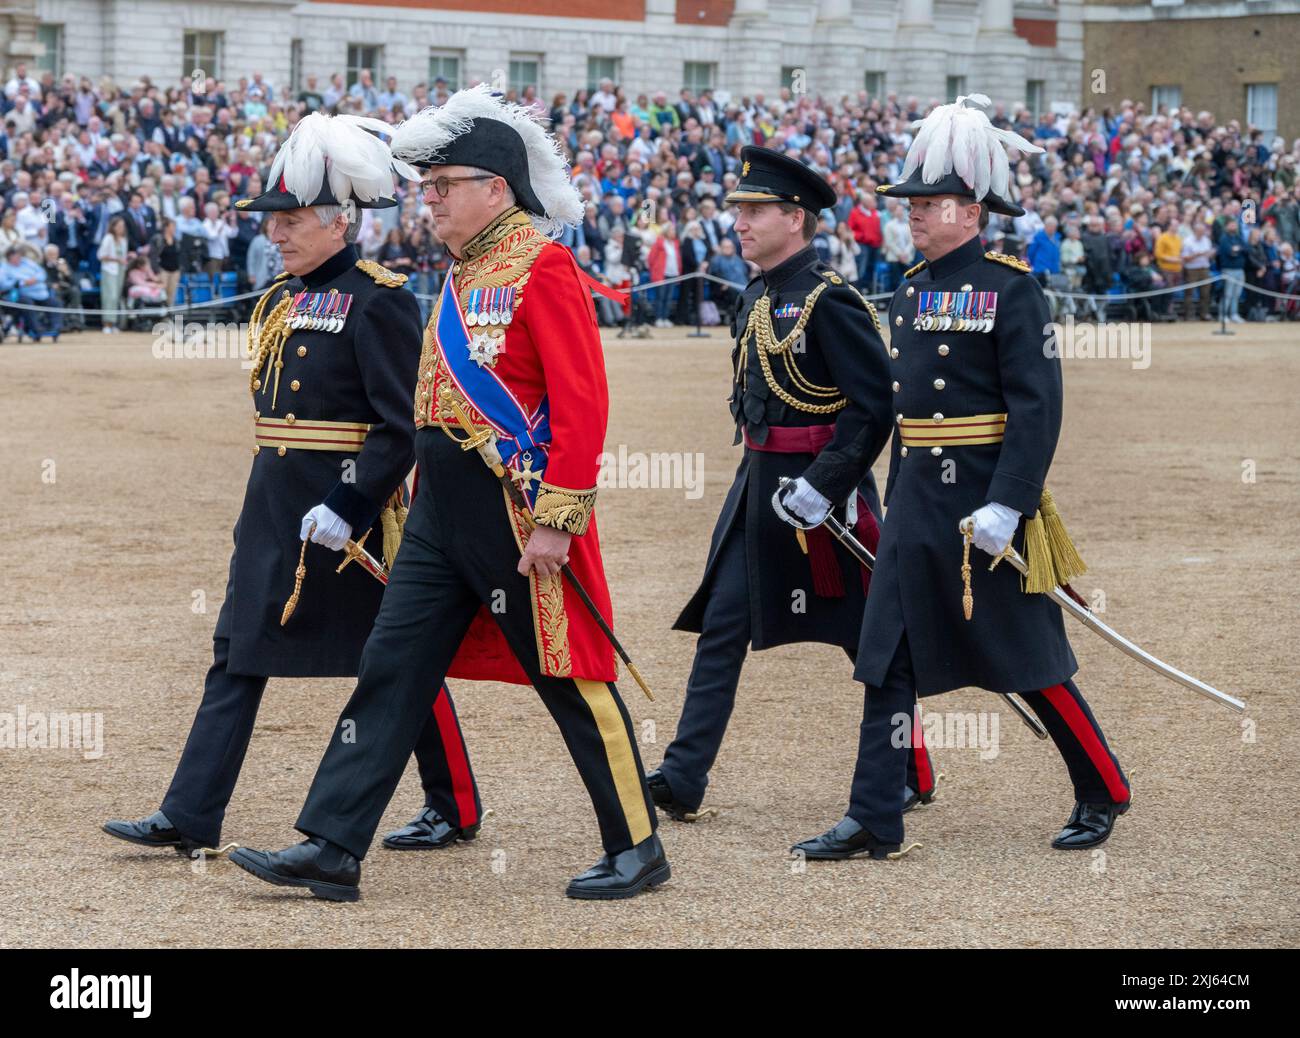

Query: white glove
<box><xmin>782</xmin><ymin>477</ymin><xmax>832</xmax><ymax>525</ymax></box>
<box><xmin>300</xmin><ymin>504</ymin><xmax>353</xmax><ymax>552</ymax></box>
<box><xmin>969</xmin><ymin>502</ymin><xmax>1022</xmax><ymax>557</ymax></box>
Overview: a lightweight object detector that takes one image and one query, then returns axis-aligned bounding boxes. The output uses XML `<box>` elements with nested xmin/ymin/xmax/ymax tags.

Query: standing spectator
<box><xmin>1216</xmin><ymin>219</ymin><xmax>1246</xmax><ymax>323</ymax></box>
<box><xmin>96</xmin><ymin>214</ymin><xmax>129</xmax><ymax>333</ymax></box>
<box><xmin>829</xmin><ymin>221</ymin><xmax>861</xmax><ymax>284</ymax></box>
<box><xmin>14</xmin><ymin>191</ymin><xmax>50</xmax><ymax>253</ymax></box>
<box><xmin>42</xmin><ymin>243</ymin><xmax>80</xmax><ymax>331</ymax></box>
<box><xmin>200</xmin><ymin>201</ymin><xmax>236</xmax><ymax>278</ymax></box>
<box><xmin>881</xmin><ymin>199</ymin><xmax>915</xmax><ymax>293</ymax></box>
<box><xmin>151</xmin><ymin>217</ymin><xmax>182</xmax><ymax>308</ymax></box>
<box><xmin>1027</xmin><ymin>216</ymin><xmax>1062</xmax><ymax>279</ymax></box>
<box><xmin>847</xmin><ymin>191</ymin><xmax>882</xmax><ymax>290</ymax></box>
<box><xmin>244</xmin><ymin>220</ymin><xmax>282</xmax><ymax>293</ymax></box>
<box><xmin>647</xmin><ymin>221</ymin><xmax>681</xmax><ymax>327</ymax></box>
<box><xmin>123</xmin><ymin>191</ymin><xmax>156</xmax><ymax>253</ymax></box>
<box><xmin>1181</xmin><ymin>220</ymin><xmax>1215</xmax><ymax>321</ymax></box>
<box><xmin>1154</xmin><ymin>221</ymin><xmax>1184</xmax><ymax>318</ymax></box>
<box><xmin>1081</xmin><ymin>215</ymin><xmax>1113</xmax><ymax>320</ymax></box>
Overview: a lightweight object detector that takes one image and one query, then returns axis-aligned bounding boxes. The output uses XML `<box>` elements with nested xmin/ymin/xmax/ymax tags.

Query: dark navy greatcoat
<box><xmin>674</xmin><ymin>245</ymin><xmax>893</xmax><ymax>651</ymax></box>
<box><xmin>217</xmin><ymin>244</ymin><xmax>423</xmax><ymax>677</ymax></box>
<box><xmin>854</xmin><ymin>234</ymin><xmax>1078</xmax><ymax>695</ymax></box>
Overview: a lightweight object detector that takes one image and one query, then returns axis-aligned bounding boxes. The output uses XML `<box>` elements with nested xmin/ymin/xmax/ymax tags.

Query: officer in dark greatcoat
<box><xmin>794</xmin><ymin>95</ymin><xmax>1131</xmax><ymax>862</ymax></box>
<box><xmin>103</xmin><ymin>114</ymin><xmax>481</xmax><ymax>858</ymax></box>
<box><xmin>647</xmin><ymin>147</ymin><xmax>938</xmax><ymax>822</ymax></box>
<box><xmin>226</xmin><ymin>87</ymin><xmax>666</xmax><ymax>902</ymax></box>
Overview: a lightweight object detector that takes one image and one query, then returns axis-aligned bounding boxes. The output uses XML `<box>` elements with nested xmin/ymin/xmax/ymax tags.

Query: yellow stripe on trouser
<box><xmin>575</xmin><ymin>679</ymin><xmax>653</xmax><ymax>846</ymax></box>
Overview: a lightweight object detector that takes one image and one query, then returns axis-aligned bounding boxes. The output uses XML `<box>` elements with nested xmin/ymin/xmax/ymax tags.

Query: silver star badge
<box><xmin>467</xmin><ymin>330</ymin><xmax>502</xmax><ymax>368</ymax></box>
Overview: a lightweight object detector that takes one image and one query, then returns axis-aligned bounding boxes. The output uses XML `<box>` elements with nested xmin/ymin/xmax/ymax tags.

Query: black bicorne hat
<box><xmin>410</xmin><ymin>118</ymin><xmax>546</xmax><ymax>218</ymax></box>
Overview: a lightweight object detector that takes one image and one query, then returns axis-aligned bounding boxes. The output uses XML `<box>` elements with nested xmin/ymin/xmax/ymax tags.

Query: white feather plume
<box><xmin>899</xmin><ymin>94</ymin><xmax>1044</xmax><ymax>202</ymax></box>
<box><xmin>390</xmin><ymin>84</ymin><xmax>583</xmax><ymax>238</ymax></box>
<box><xmin>266</xmin><ymin>112</ymin><xmax>408</xmax><ymax>207</ymax></box>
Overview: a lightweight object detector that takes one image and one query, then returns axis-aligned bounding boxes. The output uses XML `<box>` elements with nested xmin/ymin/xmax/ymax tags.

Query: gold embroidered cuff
<box><xmin>533</xmin><ymin>482</ymin><xmax>597</xmax><ymax>535</ymax></box>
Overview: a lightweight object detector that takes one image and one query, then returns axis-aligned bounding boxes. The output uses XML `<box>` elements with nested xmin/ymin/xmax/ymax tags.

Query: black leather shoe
<box><xmin>382</xmin><ymin>807</ymin><xmax>480</xmax><ymax>850</ymax></box>
<box><xmin>102</xmin><ymin>810</ymin><xmax>203</xmax><ymax>855</ymax></box>
<box><xmin>646</xmin><ymin>769</ymin><xmax>697</xmax><ymax>823</ymax></box>
<box><xmin>902</xmin><ymin>784</ymin><xmax>935</xmax><ymax>814</ymax></box>
<box><xmin>791</xmin><ymin>817</ymin><xmax>900</xmax><ymax>861</ymax></box>
<box><xmin>566</xmin><ymin>833</ymin><xmax>671</xmax><ymax>900</ymax></box>
<box><xmin>1051</xmin><ymin>799</ymin><xmax>1131</xmax><ymax>850</ymax></box>
<box><xmin>229</xmin><ymin>837</ymin><xmax>360</xmax><ymax>902</ymax></box>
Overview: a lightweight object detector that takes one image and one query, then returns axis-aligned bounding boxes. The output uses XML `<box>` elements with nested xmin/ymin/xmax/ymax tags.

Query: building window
<box><xmin>289</xmin><ymin>39</ymin><xmax>302</xmax><ymax>94</ymax></box>
<box><xmin>1025</xmin><ymin>80</ymin><xmax>1045</xmax><ymax>119</ymax></box>
<box><xmin>864</xmin><ymin>71</ymin><xmax>884</xmax><ymax>100</ymax></box>
<box><xmin>1246</xmin><ymin>83</ymin><xmax>1278</xmax><ymax>138</ymax></box>
<box><xmin>509</xmin><ymin>54</ymin><xmax>541</xmax><ymax>94</ymax></box>
<box><xmin>587</xmin><ymin>56</ymin><xmax>620</xmax><ymax>92</ymax></box>
<box><xmin>683</xmin><ymin>62</ymin><xmax>715</xmax><ymax>94</ymax></box>
<box><xmin>430</xmin><ymin>50</ymin><xmax>462</xmax><ymax>90</ymax></box>
<box><xmin>1151</xmin><ymin>84</ymin><xmax>1182</xmax><ymax>114</ymax></box>
<box><xmin>347</xmin><ymin>44</ymin><xmax>383</xmax><ymax>90</ymax></box>
<box><xmin>183</xmin><ymin>31</ymin><xmax>223</xmax><ymax>82</ymax></box>
<box><xmin>946</xmin><ymin>75</ymin><xmax>967</xmax><ymax>101</ymax></box>
<box><xmin>35</xmin><ymin>24</ymin><xmax>63</xmax><ymax>77</ymax></box>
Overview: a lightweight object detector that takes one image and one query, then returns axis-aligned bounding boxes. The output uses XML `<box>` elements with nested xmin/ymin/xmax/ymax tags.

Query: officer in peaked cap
<box><xmin>647</xmin><ymin>144</ymin><xmax>940</xmax><ymax>827</ymax></box>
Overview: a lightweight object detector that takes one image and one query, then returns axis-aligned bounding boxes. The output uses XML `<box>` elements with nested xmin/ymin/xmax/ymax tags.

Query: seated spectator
<box><xmin>0</xmin><ymin>244</ymin><xmax>56</xmax><ymax>342</ymax></box>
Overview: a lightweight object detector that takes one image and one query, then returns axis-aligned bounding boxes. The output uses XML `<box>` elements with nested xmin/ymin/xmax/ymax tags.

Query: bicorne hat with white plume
<box><xmin>389</xmin><ymin>84</ymin><xmax>583</xmax><ymax>239</ymax></box>
<box><xmin>876</xmin><ymin>94</ymin><xmax>1043</xmax><ymax>217</ymax></box>
<box><xmin>236</xmin><ymin>112</ymin><xmax>417</xmax><ymax>212</ymax></box>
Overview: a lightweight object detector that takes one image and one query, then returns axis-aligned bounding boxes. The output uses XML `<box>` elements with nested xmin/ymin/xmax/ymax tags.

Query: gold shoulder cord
<box><xmin>247</xmin><ymin>275</ymin><xmax>295</xmax><ymax>409</ymax></box>
<box><xmin>745</xmin><ymin>284</ymin><xmax>847</xmax><ymax>415</ymax></box>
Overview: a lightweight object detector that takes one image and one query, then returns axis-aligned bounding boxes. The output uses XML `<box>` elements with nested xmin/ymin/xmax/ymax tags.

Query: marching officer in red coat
<box><xmin>230</xmin><ymin>87</ymin><xmax>666</xmax><ymax>902</ymax></box>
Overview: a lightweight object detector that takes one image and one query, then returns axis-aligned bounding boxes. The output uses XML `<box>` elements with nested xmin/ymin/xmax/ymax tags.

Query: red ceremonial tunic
<box><xmin>413</xmin><ymin>207</ymin><xmax>616</xmax><ymax>684</ymax></box>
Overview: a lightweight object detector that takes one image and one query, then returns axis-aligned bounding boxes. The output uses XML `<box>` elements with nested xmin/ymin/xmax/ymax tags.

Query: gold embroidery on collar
<box><xmin>459</xmin><ymin>206</ymin><xmax>533</xmax><ymax>262</ymax></box>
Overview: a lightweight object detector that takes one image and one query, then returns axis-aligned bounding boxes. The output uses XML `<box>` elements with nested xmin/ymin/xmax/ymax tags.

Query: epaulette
<box><xmin>820</xmin><ymin>270</ymin><xmax>846</xmax><ymax>287</ymax></box>
<box><xmin>985</xmin><ymin>251</ymin><xmax>1031</xmax><ymax>274</ymax></box>
<box><xmin>903</xmin><ymin>259</ymin><xmax>927</xmax><ymax>279</ymax></box>
<box><xmin>842</xmin><ymin>282</ymin><xmax>883</xmax><ymax>335</ymax></box>
<box><xmin>356</xmin><ymin>259</ymin><xmax>408</xmax><ymax>287</ymax></box>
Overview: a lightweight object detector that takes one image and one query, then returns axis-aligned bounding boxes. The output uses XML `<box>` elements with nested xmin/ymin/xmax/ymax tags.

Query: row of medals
<box><xmin>914</xmin><ymin>314</ymin><xmax>994</xmax><ymax>333</ymax></box>
<box><xmin>290</xmin><ymin>313</ymin><xmax>347</xmax><ymax>333</ymax></box>
<box><xmin>465</xmin><ymin>308</ymin><xmax>513</xmax><ymax>328</ymax></box>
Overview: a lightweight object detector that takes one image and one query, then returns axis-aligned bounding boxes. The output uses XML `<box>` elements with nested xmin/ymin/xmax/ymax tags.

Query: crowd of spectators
<box><xmin>2</xmin><ymin>60</ymin><xmax>1299</xmax><ymax>342</ymax></box>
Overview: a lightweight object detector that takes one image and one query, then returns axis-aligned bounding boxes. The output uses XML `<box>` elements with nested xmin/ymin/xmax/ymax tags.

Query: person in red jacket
<box><xmin>229</xmin><ymin>86</ymin><xmax>667</xmax><ymax>903</ymax></box>
<box><xmin>846</xmin><ymin>191</ymin><xmax>883</xmax><ymax>290</ymax></box>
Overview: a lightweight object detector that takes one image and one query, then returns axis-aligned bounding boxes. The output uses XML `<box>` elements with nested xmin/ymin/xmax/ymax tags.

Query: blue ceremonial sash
<box><xmin>436</xmin><ymin>271</ymin><xmax>551</xmax><ymax>507</ymax></box>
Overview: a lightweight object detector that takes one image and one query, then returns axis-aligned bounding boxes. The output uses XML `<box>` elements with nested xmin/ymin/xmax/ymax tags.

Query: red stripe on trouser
<box><xmin>433</xmin><ymin>687</ymin><xmax>478</xmax><ymax>826</ymax></box>
<box><xmin>1041</xmin><ymin>684</ymin><xmax>1130</xmax><ymax>803</ymax></box>
<box><xmin>912</xmin><ymin>703</ymin><xmax>934</xmax><ymax>793</ymax></box>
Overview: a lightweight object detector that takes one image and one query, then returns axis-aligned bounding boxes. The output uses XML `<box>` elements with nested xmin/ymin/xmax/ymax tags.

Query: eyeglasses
<box><xmin>419</xmin><ymin>174</ymin><xmax>497</xmax><ymax>198</ymax></box>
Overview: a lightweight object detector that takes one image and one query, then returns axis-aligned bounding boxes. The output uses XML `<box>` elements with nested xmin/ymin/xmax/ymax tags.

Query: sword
<box><xmin>772</xmin><ymin>478</ymin><xmax>1049</xmax><ymax>740</ymax></box>
<box><xmin>438</xmin><ymin>386</ymin><xmax>655</xmax><ymax>702</ymax></box>
<box><xmin>335</xmin><ymin>531</ymin><xmax>390</xmax><ymax>585</ymax></box>
<box><xmin>959</xmin><ymin>516</ymin><xmax>1245</xmax><ymax>713</ymax></box>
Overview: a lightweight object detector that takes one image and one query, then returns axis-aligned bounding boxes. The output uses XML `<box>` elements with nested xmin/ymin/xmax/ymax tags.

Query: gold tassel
<box><xmin>380</xmin><ymin>489</ymin><xmax>405</xmax><ymax>571</ymax></box>
<box><xmin>281</xmin><ymin>526</ymin><xmax>313</xmax><ymax>625</ymax></box>
<box><xmin>1022</xmin><ymin>488</ymin><xmax>1087</xmax><ymax>594</ymax></box>
<box><xmin>381</xmin><ymin>505</ymin><xmax>401</xmax><ymax>571</ymax></box>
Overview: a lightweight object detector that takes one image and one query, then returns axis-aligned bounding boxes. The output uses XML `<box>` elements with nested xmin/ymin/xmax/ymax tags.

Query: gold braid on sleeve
<box><xmin>533</xmin><ymin>482</ymin><xmax>597</xmax><ymax>535</ymax></box>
